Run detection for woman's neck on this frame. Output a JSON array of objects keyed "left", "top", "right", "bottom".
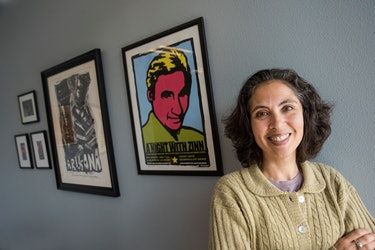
[{"left": 260, "top": 158, "right": 300, "bottom": 181}]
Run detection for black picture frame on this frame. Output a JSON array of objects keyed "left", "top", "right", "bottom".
[
  {"left": 30, "top": 130, "right": 52, "bottom": 169},
  {"left": 41, "top": 49, "right": 120, "bottom": 197},
  {"left": 122, "top": 17, "right": 223, "bottom": 176},
  {"left": 15, "top": 133, "right": 33, "bottom": 169},
  {"left": 18, "top": 90, "right": 39, "bottom": 124}
]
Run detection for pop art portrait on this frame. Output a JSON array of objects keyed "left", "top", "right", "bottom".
[{"left": 123, "top": 18, "right": 223, "bottom": 175}]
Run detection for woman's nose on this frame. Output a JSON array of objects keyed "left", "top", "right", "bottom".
[{"left": 269, "top": 113, "right": 284, "bottom": 130}]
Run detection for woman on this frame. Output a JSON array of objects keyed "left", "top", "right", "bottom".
[{"left": 210, "top": 69, "right": 375, "bottom": 249}]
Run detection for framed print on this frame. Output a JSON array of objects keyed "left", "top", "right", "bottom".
[
  {"left": 18, "top": 90, "right": 39, "bottom": 124},
  {"left": 30, "top": 130, "right": 51, "bottom": 169},
  {"left": 15, "top": 134, "right": 33, "bottom": 169},
  {"left": 122, "top": 17, "right": 223, "bottom": 176},
  {"left": 41, "top": 49, "right": 120, "bottom": 197}
]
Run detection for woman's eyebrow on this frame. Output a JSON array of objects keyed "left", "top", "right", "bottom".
[
  {"left": 250, "top": 105, "right": 268, "bottom": 114},
  {"left": 279, "top": 99, "right": 299, "bottom": 106},
  {"left": 250, "top": 98, "right": 299, "bottom": 114}
]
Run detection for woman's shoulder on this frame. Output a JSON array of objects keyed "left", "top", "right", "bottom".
[
  {"left": 305, "top": 161, "right": 341, "bottom": 174},
  {"left": 211, "top": 168, "right": 253, "bottom": 208},
  {"left": 212, "top": 167, "right": 256, "bottom": 197},
  {"left": 215, "top": 169, "right": 244, "bottom": 188},
  {"left": 304, "top": 161, "right": 349, "bottom": 186}
]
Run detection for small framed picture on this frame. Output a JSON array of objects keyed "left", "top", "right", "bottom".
[
  {"left": 18, "top": 90, "right": 39, "bottom": 124},
  {"left": 30, "top": 130, "right": 52, "bottom": 169},
  {"left": 15, "top": 134, "right": 33, "bottom": 169}
]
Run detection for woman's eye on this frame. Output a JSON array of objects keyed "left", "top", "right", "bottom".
[
  {"left": 255, "top": 111, "right": 268, "bottom": 118},
  {"left": 283, "top": 105, "right": 294, "bottom": 111}
]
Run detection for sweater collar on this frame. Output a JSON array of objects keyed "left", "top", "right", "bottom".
[{"left": 240, "top": 161, "right": 326, "bottom": 196}]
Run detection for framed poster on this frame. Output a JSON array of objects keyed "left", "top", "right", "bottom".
[
  {"left": 41, "top": 49, "right": 120, "bottom": 197},
  {"left": 18, "top": 90, "right": 39, "bottom": 124},
  {"left": 122, "top": 17, "right": 223, "bottom": 176},
  {"left": 15, "top": 133, "right": 33, "bottom": 169},
  {"left": 30, "top": 130, "right": 52, "bottom": 169}
]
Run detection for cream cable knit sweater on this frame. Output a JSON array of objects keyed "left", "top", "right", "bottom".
[{"left": 209, "top": 161, "right": 375, "bottom": 250}]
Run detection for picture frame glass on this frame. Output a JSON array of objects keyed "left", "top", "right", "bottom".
[
  {"left": 15, "top": 134, "right": 33, "bottom": 168},
  {"left": 123, "top": 17, "right": 223, "bottom": 175},
  {"left": 18, "top": 91, "right": 39, "bottom": 124},
  {"left": 31, "top": 131, "right": 51, "bottom": 169},
  {"left": 46, "top": 60, "right": 111, "bottom": 186},
  {"left": 41, "top": 49, "right": 119, "bottom": 196}
]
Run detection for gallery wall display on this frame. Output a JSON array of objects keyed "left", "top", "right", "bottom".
[
  {"left": 15, "top": 133, "right": 33, "bottom": 169},
  {"left": 18, "top": 90, "right": 39, "bottom": 124},
  {"left": 41, "top": 49, "right": 120, "bottom": 197},
  {"left": 122, "top": 17, "right": 223, "bottom": 176},
  {"left": 30, "top": 130, "right": 52, "bottom": 169}
]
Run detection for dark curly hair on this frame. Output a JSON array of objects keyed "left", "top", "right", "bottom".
[{"left": 223, "top": 68, "right": 333, "bottom": 167}]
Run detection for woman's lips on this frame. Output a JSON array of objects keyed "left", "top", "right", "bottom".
[{"left": 268, "top": 133, "right": 291, "bottom": 143}]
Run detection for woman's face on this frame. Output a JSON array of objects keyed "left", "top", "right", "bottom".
[{"left": 249, "top": 80, "right": 304, "bottom": 163}]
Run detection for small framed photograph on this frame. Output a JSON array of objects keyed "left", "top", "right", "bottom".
[
  {"left": 18, "top": 90, "right": 39, "bottom": 124},
  {"left": 15, "top": 134, "right": 33, "bottom": 169},
  {"left": 30, "top": 130, "right": 52, "bottom": 169},
  {"left": 122, "top": 17, "right": 223, "bottom": 176},
  {"left": 41, "top": 49, "right": 120, "bottom": 197}
]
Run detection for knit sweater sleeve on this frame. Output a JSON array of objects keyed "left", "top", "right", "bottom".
[
  {"left": 324, "top": 165, "right": 375, "bottom": 233},
  {"left": 209, "top": 174, "right": 253, "bottom": 250},
  {"left": 339, "top": 179, "right": 375, "bottom": 232},
  {"left": 325, "top": 168, "right": 375, "bottom": 250}
]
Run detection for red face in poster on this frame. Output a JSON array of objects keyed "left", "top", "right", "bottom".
[{"left": 148, "top": 71, "right": 189, "bottom": 131}]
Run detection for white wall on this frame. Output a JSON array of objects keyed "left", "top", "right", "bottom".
[{"left": 0, "top": 0, "right": 374, "bottom": 249}]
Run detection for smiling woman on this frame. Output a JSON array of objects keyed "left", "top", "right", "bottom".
[
  {"left": 249, "top": 80, "right": 304, "bottom": 172},
  {"left": 209, "top": 68, "right": 375, "bottom": 250}
]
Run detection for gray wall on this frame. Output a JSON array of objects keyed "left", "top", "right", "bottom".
[{"left": 1, "top": 0, "right": 374, "bottom": 249}]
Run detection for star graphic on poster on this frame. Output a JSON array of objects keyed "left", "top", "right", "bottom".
[{"left": 171, "top": 156, "right": 178, "bottom": 164}]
